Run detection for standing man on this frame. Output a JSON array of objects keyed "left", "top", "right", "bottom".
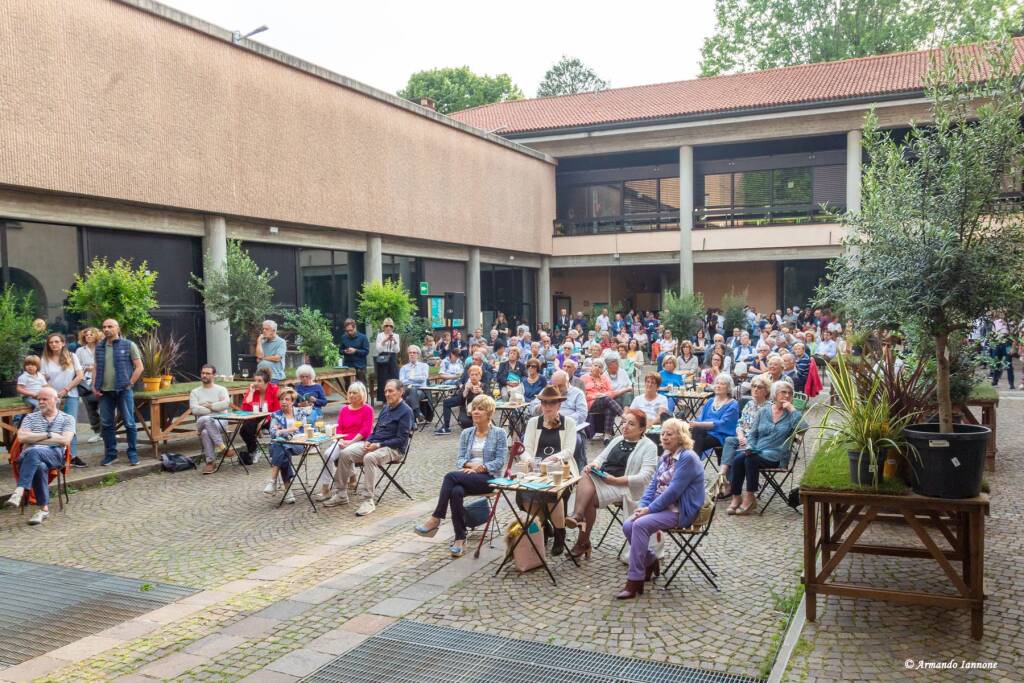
[
  {"left": 339, "top": 318, "right": 369, "bottom": 384},
  {"left": 190, "top": 364, "right": 231, "bottom": 474},
  {"left": 556, "top": 308, "right": 572, "bottom": 333},
  {"left": 596, "top": 308, "right": 611, "bottom": 334},
  {"left": 329, "top": 380, "right": 414, "bottom": 515},
  {"left": 255, "top": 320, "right": 286, "bottom": 384},
  {"left": 93, "top": 319, "right": 143, "bottom": 466},
  {"left": 6, "top": 387, "right": 75, "bottom": 525}
]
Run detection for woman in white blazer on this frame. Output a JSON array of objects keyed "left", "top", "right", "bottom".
[
  {"left": 564, "top": 407, "right": 658, "bottom": 560},
  {"left": 518, "top": 385, "right": 578, "bottom": 556}
]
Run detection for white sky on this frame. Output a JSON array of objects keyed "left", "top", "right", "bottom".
[{"left": 161, "top": 0, "right": 719, "bottom": 97}]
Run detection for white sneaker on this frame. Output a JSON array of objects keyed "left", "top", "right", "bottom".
[
  {"left": 87, "top": 435, "right": 102, "bottom": 443},
  {"left": 313, "top": 489, "right": 334, "bottom": 502},
  {"left": 5, "top": 489, "right": 23, "bottom": 508},
  {"left": 355, "top": 500, "right": 376, "bottom": 516},
  {"left": 282, "top": 490, "right": 296, "bottom": 504},
  {"left": 28, "top": 510, "right": 48, "bottom": 525},
  {"left": 262, "top": 480, "right": 278, "bottom": 495},
  {"left": 323, "top": 492, "right": 350, "bottom": 507}
]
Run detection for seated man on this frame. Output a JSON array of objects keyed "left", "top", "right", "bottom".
[
  {"left": 604, "top": 353, "right": 634, "bottom": 408},
  {"left": 398, "top": 345, "right": 430, "bottom": 421},
  {"left": 190, "top": 364, "right": 231, "bottom": 474},
  {"left": 437, "top": 346, "right": 464, "bottom": 383},
  {"left": 331, "top": 380, "right": 414, "bottom": 516},
  {"left": 816, "top": 330, "right": 838, "bottom": 361},
  {"left": 6, "top": 387, "right": 75, "bottom": 525}
]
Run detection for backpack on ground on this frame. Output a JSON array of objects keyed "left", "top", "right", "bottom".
[{"left": 161, "top": 453, "right": 197, "bottom": 472}]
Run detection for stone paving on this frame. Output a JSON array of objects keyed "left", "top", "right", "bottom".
[
  {"left": 783, "top": 395, "right": 1024, "bottom": 683},
  {"left": 0, "top": 390, "right": 1018, "bottom": 682}
]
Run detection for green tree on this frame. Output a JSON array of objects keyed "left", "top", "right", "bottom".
[
  {"left": 720, "top": 290, "right": 748, "bottom": 335},
  {"left": 699, "top": 0, "right": 1024, "bottom": 76},
  {"left": 189, "top": 240, "right": 277, "bottom": 342},
  {"left": 816, "top": 45, "right": 1024, "bottom": 432},
  {"left": 356, "top": 279, "right": 418, "bottom": 331},
  {"left": 661, "top": 289, "right": 705, "bottom": 340},
  {"left": 65, "top": 257, "right": 159, "bottom": 338},
  {"left": 0, "top": 286, "right": 45, "bottom": 380},
  {"left": 537, "top": 56, "right": 608, "bottom": 97},
  {"left": 398, "top": 67, "right": 523, "bottom": 115},
  {"left": 283, "top": 306, "right": 340, "bottom": 367}
]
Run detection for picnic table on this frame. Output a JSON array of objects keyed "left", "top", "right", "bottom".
[
  {"left": 956, "top": 384, "right": 998, "bottom": 471},
  {"left": 0, "top": 398, "right": 31, "bottom": 449},
  {"left": 800, "top": 447, "right": 988, "bottom": 640}
]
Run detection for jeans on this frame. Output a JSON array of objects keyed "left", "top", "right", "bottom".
[
  {"left": 82, "top": 392, "right": 103, "bottom": 433},
  {"left": 729, "top": 451, "right": 779, "bottom": 494},
  {"left": 99, "top": 389, "right": 137, "bottom": 464},
  {"left": 60, "top": 396, "right": 80, "bottom": 459},
  {"left": 432, "top": 469, "right": 492, "bottom": 540},
  {"left": 440, "top": 394, "right": 465, "bottom": 430},
  {"left": 269, "top": 442, "right": 302, "bottom": 482},
  {"left": 990, "top": 342, "right": 1015, "bottom": 388},
  {"left": 622, "top": 509, "right": 677, "bottom": 581},
  {"left": 196, "top": 416, "right": 226, "bottom": 463},
  {"left": 16, "top": 445, "right": 64, "bottom": 508},
  {"left": 721, "top": 436, "right": 743, "bottom": 467}
]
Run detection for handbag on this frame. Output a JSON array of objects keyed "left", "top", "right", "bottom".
[{"left": 375, "top": 351, "right": 392, "bottom": 365}]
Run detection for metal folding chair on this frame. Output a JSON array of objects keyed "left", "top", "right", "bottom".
[
  {"left": 472, "top": 439, "right": 523, "bottom": 559},
  {"left": 355, "top": 430, "right": 414, "bottom": 504},
  {"left": 661, "top": 481, "right": 719, "bottom": 591},
  {"left": 594, "top": 502, "right": 627, "bottom": 557},
  {"left": 756, "top": 430, "right": 805, "bottom": 515}
]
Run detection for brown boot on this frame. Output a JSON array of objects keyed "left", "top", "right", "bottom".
[
  {"left": 615, "top": 579, "right": 645, "bottom": 600},
  {"left": 568, "top": 540, "right": 592, "bottom": 560},
  {"left": 202, "top": 462, "right": 216, "bottom": 475},
  {"left": 644, "top": 558, "right": 661, "bottom": 582},
  {"left": 551, "top": 528, "right": 567, "bottom": 556}
]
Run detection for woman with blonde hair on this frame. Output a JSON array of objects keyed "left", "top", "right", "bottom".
[
  {"left": 75, "top": 327, "right": 104, "bottom": 443},
  {"left": 40, "top": 332, "right": 84, "bottom": 466},
  {"left": 617, "top": 418, "right": 705, "bottom": 599}
]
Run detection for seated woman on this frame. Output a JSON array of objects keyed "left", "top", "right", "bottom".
[
  {"left": 687, "top": 373, "right": 738, "bottom": 458},
  {"left": 520, "top": 386, "right": 578, "bottom": 556},
  {"left": 618, "top": 418, "right": 705, "bottom": 599},
  {"left": 717, "top": 375, "right": 771, "bottom": 499},
  {"left": 728, "top": 381, "right": 806, "bottom": 515},
  {"left": 263, "top": 389, "right": 311, "bottom": 503},
  {"left": 748, "top": 343, "right": 771, "bottom": 374},
  {"left": 581, "top": 358, "right": 623, "bottom": 443},
  {"left": 693, "top": 328, "right": 708, "bottom": 365},
  {"left": 565, "top": 408, "right": 658, "bottom": 559},
  {"left": 630, "top": 372, "right": 671, "bottom": 426},
  {"left": 522, "top": 359, "right": 548, "bottom": 402},
  {"left": 659, "top": 355, "right": 684, "bottom": 389},
  {"left": 701, "top": 352, "right": 726, "bottom": 385},
  {"left": 497, "top": 347, "right": 527, "bottom": 400},
  {"left": 317, "top": 382, "right": 374, "bottom": 504},
  {"left": 626, "top": 339, "right": 645, "bottom": 368},
  {"left": 239, "top": 368, "right": 280, "bottom": 460},
  {"left": 677, "top": 340, "right": 699, "bottom": 377},
  {"left": 415, "top": 394, "right": 508, "bottom": 557},
  {"left": 293, "top": 364, "right": 327, "bottom": 422}
]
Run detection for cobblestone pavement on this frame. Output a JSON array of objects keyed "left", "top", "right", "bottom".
[
  {"left": 783, "top": 394, "right": 1024, "bottom": 683},
  {"left": 12, "top": 392, "right": 1018, "bottom": 682}
]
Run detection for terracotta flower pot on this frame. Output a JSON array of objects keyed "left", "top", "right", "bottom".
[
  {"left": 160, "top": 374, "right": 173, "bottom": 389},
  {"left": 142, "top": 377, "right": 163, "bottom": 392}
]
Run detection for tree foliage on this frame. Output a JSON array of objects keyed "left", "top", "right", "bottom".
[
  {"left": 0, "top": 286, "right": 45, "bottom": 379},
  {"left": 356, "top": 279, "right": 418, "bottom": 331},
  {"left": 398, "top": 67, "right": 523, "bottom": 115},
  {"left": 816, "top": 44, "right": 1024, "bottom": 431},
  {"left": 66, "top": 257, "right": 159, "bottom": 338},
  {"left": 720, "top": 289, "right": 748, "bottom": 334},
  {"left": 284, "top": 306, "right": 339, "bottom": 366},
  {"left": 537, "top": 56, "right": 608, "bottom": 97},
  {"left": 189, "top": 240, "right": 277, "bottom": 342},
  {"left": 699, "top": 0, "right": 1024, "bottom": 76},
  {"left": 661, "top": 289, "right": 705, "bottom": 340}
]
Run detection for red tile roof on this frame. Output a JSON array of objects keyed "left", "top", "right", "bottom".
[{"left": 451, "top": 38, "right": 1024, "bottom": 135}]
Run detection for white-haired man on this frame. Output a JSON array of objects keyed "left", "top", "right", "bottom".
[
  {"left": 255, "top": 320, "right": 286, "bottom": 383},
  {"left": 6, "top": 387, "right": 74, "bottom": 525}
]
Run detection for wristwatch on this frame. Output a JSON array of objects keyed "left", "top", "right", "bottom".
[{"left": 46, "top": 431, "right": 52, "bottom": 440}]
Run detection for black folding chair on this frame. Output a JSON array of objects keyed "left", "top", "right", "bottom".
[
  {"left": 661, "top": 483, "right": 718, "bottom": 591},
  {"left": 356, "top": 430, "right": 414, "bottom": 504},
  {"left": 594, "top": 502, "right": 627, "bottom": 558},
  {"left": 756, "top": 430, "right": 805, "bottom": 515}
]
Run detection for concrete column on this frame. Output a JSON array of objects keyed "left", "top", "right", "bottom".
[
  {"left": 538, "top": 256, "right": 551, "bottom": 328},
  {"left": 366, "top": 234, "right": 383, "bottom": 283},
  {"left": 846, "top": 130, "right": 862, "bottom": 214},
  {"left": 679, "top": 145, "right": 694, "bottom": 291},
  {"left": 202, "top": 215, "right": 233, "bottom": 374},
  {"left": 466, "top": 247, "right": 481, "bottom": 332}
]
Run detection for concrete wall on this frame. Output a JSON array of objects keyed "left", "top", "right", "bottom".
[
  {"left": 694, "top": 261, "right": 777, "bottom": 314},
  {"left": 0, "top": 0, "right": 555, "bottom": 254}
]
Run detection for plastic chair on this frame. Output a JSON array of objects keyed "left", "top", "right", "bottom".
[{"left": 8, "top": 440, "right": 72, "bottom": 513}]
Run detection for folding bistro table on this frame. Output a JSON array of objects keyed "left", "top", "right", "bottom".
[
  {"left": 276, "top": 433, "right": 342, "bottom": 513},
  {"left": 491, "top": 474, "right": 581, "bottom": 585},
  {"left": 206, "top": 410, "right": 271, "bottom": 473}
]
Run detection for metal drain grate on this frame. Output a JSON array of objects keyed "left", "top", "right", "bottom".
[
  {"left": 303, "top": 620, "right": 761, "bottom": 683},
  {"left": 0, "top": 557, "right": 197, "bottom": 666}
]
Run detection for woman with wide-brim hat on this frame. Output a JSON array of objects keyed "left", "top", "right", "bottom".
[{"left": 374, "top": 318, "right": 400, "bottom": 405}]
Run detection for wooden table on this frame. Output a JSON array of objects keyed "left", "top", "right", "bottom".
[
  {"left": 285, "top": 368, "right": 354, "bottom": 401},
  {"left": 0, "top": 399, "right": 31, "bottom": 449},
  {"left": 801, "top": 487, "right": 988, "bottom": 639},
  {"left": 491, "top": 474, "right": 581, "bottom": 585},
  {"left": 954, "top": 396, "right": 998, "bottom": 471}
]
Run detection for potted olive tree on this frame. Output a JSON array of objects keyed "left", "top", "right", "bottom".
[
  {"left": 0, "top": 286, "right": 45, "bottom": 396},
  {"left": 65, "top": 257, "right": 159, "bottom": 338},
  {"left": 283, "top": 306, "right": 340, "bottom": 368},
  {"left": 818, "top": 47, "right": 1024, "bottom": 498}
]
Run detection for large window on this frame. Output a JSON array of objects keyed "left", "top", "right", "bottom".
[
  {"left": 555, "top": 177, "right": 680, "bottom": 235},
  {"left": 481, "top": 264, "right": 536, "bottom": 330},
  {"left": 779, "top": 259, "right": 829, "bottom": 309},
  {"left": 299, "top": 249, "right": 364, "bottom": 333},
  {"left": 699, "top": 165, "right": 843, "bottom": 227}
]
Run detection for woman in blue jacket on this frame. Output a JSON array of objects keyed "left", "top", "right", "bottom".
[
  {"left": 688, "top": 374, "right": 739, "bottom": 457},
  {"left": 414, "top": 394, "right": 508, "bottom": 558},
  {"left": 618, "top": 418, "right": 705, "bottom": 599}
]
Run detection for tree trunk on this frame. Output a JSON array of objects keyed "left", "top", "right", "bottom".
[{"left": 935, "top": 332, "right": 954, "bottom": 433}]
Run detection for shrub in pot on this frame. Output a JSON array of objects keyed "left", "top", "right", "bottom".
[
  {"left": 817, "top": 46, "right": 1024, "bottom": 497},
  {"left": 283, "top": 306, "right": 339, "bottom": 368},
  {"left": 0, "top": 286, "right": 45, "bottom": 396}
]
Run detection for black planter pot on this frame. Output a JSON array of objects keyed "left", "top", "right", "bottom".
[
  {"left": 236, "top": 354, "right": 258, "bottom": 377},
  {"left": 848, "top": 449, "right": 881, "bottom": 487},
  {"left": 0, "top": 379, "right": 17, "bottom": 398},
  {"left": 308, "top": 354, "right": 325, "bottom": 368},
  {"left": 904, "top": 423, "right": 989, "bottom": 499}
]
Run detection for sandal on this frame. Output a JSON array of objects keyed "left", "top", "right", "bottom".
[
  {"left": 449, "top": 543, "right": 465, "bottom": 558},
  {"left": 414, "top": 523, "right": 440, "bottom": 538},
  {"left": 736, "top": 502, "right": 758, "bottom": 515},
  {"left": 726, "top": 504, "right": 739, "bottom": 515}
]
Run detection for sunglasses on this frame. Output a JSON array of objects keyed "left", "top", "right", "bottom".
[{"left": 540, "top": 400, "right": 560, "bottom": 406}]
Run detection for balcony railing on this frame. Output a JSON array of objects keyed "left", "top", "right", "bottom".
[{"left": 552, "top": 205, "right": 844, "bottom": 236}]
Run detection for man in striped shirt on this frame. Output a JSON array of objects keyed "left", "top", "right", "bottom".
[{"left": 6, "top": 387, "right": 75, "bottom": 525}]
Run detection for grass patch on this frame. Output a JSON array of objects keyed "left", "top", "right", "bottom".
[
  {"left": 800, "top": 438, "right": 909, "bottom": 494},
  {"left": 758, "top": 582, "right": 807, "bottom": 679},
  {"left": 134, "top": 367, "right": 350, "bottom": 398},
  {"left": 100, "top": 473, "right": 118, "bottom": 487},
  {"left": 138, "top": 583, "right": 154, "bottom": 592},
  {"left": 967, "top": 383, "right": 997, "bottom": 401}
]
